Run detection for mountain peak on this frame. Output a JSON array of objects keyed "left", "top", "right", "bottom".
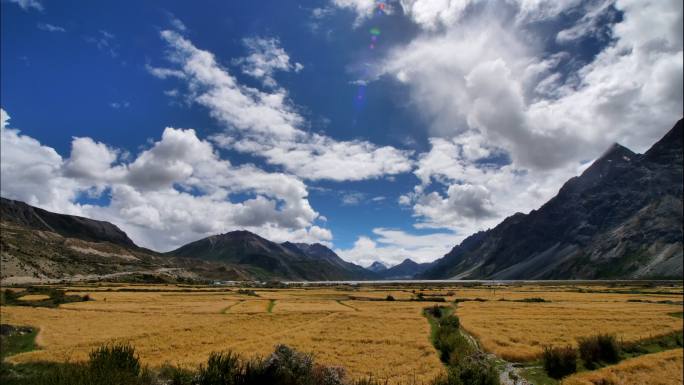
[
  {"left": 559, "top": 142, "right": 636, "bottom": 195},
  {"left": 644, "top": 118, "right": 683, "bottom": 164},
  {"left": 367, "top": 261, "right": 387, "bottom": 272}
]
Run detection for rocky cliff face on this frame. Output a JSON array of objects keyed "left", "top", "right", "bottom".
[{"left": 421, "top": 119, "right": 683, "bottom": 280}]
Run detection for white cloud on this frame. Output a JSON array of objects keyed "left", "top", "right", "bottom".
[
  {"left": 368, "top": 0, "right": 682, "bottom": 243},
  {"left": 0, "top": 108, "right": 332, "bottom": 251},
  {"left": 555, "top": 0, "right": 616, "bottom": 43},
  {"left": 235, "top": 37, "right": 303, "bottom": 88},
  {"left": 154, "top": 30, "right": 413, "bottom": 181},
  {"left": 6, "top": 0, "right": 43, "bottom": 11},
  {"left": 37, "top": 23, "right": 65, "bottom": 32},
  {"left": 331, "top": 0, "right": 388, "bottom": 25},
  {"left": 399, "top": 0, "right": 473, "bottom": 30},
  {"left": 335, "top": 228, "right": 456, "bottom": 266},
  {"left": 1, "top": 109, "right": 80, "bottom": 214}
]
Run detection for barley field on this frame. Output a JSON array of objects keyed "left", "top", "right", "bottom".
[
  {"left": 564, "top": 348, "right": 684, "bottom": 385},
  {"left": 1, "top": 283, "right": 682, "bottom": 383},
  {"left": 457, "top": 300, "right": 683, "bottom": 361}
]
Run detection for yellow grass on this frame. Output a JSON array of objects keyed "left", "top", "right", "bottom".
[
  {"left": 1, "top": 288, "right": 442, "bottom": 384},
  {"left": 17, "top": 294, "right": 50, "bottom": 301},
  {"left": 457, "top": 300, "right": 683, "bottom": 361},
  {"left": 565, "top": 349, "right": 684, "bottom": 385},
  {"left": 1, "top": 283, "right": 682, "bottom": 383}
]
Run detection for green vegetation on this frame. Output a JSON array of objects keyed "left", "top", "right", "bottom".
[
  {"left": 452, "top": 298, "right": 487, "bottom": 303},
  {"left": 267, "top": 300, "right": 276, "bottom": 313},
  {"left": 236, "top": 289, "right": 259, "bottom": 297},
  {"left": 423, "top": 306, "right": 499, "bottom": 385},
  {"left": 0, "top": 325, "right": 38, "bottom": 360},
  {"left": 620, "top": 330, "right": 683, "bottom": 357},
  {"left": 542, "top": 345, "right": 577, "bottom": 379},
  {"left": 1, "top": 287, "right": 90, "bottom": 308},
  {"left": 533, "top": 331, "right": 684, "bottom": 383},
  {"left": 577, "top": 334, "right": 620, "bottom": 369},
  {"left": 0, "top": 343, "right": 416, "bottom": 385},
  {"left": 499, "top": 297, "right": 550, "bottom": 303}
]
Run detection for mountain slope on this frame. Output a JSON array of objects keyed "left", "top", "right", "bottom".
[
  {"left": 1, "top": 197, "right": 136, "bottom": 248},
  {"left": 421, "top": 119, "right": 684, "bottom": 280},
  {"left": 167, "top": 231, "right": 373, "bottom": 281},
  {"left": 288, "top": 243, "right": 377, "bottom": 279},
  {"left": 367, "top": 261, "right": 388, "bottom": 273},
  {"left": 378, "top": 259, "right": 432, "bottom": 279},
  {"left": 0, "top": 198, "right": 259, "bottom": 284}
]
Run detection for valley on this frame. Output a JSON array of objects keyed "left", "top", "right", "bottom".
[{"left": 1, "top": 282, "right": 682, "bottom": 384}]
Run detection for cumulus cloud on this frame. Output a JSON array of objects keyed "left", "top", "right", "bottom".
[
  {"left": 152, "top": 30, "right": 413, "bottom": 181},
  {"left": 371, "top": 0, "right": 683, "bottom": 242},
  {"left": 399, "top": 0, "right": 474, "bottom": 30},
  {"left": 235, "top": 37, "right": 303, "bottom": 88},
  {"left": 555, "top": 0, "right": 617, "bottom": 43},
  {"left": 335, "top": 228, "right": 456, "bottom": 266},
  {"left": 0, "top": 108, "right": 332, "bottom": 251},
  {"left": 331, "top": 0, "right": 390, "bottom": 25}
]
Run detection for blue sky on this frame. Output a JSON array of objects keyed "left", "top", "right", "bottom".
[{"left": 1, "top": 0, "right": 682, "bottom": 266}]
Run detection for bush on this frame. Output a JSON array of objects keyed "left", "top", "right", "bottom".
[
  {"left": 430, "top": 355, "right": 499, "bottom": 385},
  {"left": 578, "top": 334, "right": 620, "bottom": 369},
  {"left": 88, "top": 343, "right": 142, "bottom": 383},
  {"left": 385, "top": 295, "right": 395, "bottom": 301},
  {"left": 433, "top": 315, "right": 471, "bottom": 364},
  {"left": 197, "top": 351, "right": 243, "bottom": 385},
  {"left": 542, "top": 345, "right": 577, "bottom": 379},
  {"left": 426, "top": 305, "right": 443, "bottom": 318}
]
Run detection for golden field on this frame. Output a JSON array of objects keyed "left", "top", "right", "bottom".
[
  {"left": 1, "top": 283, "right": 682, "bottom": 383},
  {"left": 564, "top": 348, "right": 684, "bottom": 385},
  {"left": 456, "top": 300, "right": 683, "bottom": 361}
]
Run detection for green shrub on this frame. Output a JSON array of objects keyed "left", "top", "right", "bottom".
[
  {"left": 433, "top": 316, "right": 471, "bottom": 365},
  {"left": 88, "top": 343, "right": 142, "bottom": 383},
  {"left": 517, "top": 297, "right": 548, "bottom": 303},
  {"left": 430, "top": 355, "right": 499, "bottom": 385},
  {"left": 578, "top": 334, "right": 620, "bottom": 369},
  {"left": 438, "top": 315, "right": 460, "bottom": 331},
  {"left": 265, "top": 344, "right": 315, "bottom": 385},
  {"left": 426, "top": 305, "right": 443, "bottom": 318},
  {"left": 542, "top": 345, "right": 577, "bottom": 379}
]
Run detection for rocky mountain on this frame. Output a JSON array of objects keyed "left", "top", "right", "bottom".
[
  {"left": 367, "top": 261, "right": 388, "bottom": 273},
  {"left": 286, "top": 243, "right": 377, "bottom": 280},
  {"left": 0, "top": 198, "right": 184, "bottom": 284},
  {"left": 1, "top": 197, "right": 136, "bottom": 248},
  {"left": 167, "top": 231, "right": 373, "bottom": 281},
  {"left": 377, "top": 259, "right": 432, "bottom": 279},
  {"left": 421, "top": 119, "right": 684, "bottom": 280},
  {"left": 0, "top": 198, "right": 256, "bottom": 284}
]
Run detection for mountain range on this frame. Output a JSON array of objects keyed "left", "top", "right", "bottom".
[
  {"left": 167, "top": 231, "right": 375, "bottom": 281},
  {"left": 419, "top": 119, "right": 683, "bottom": 280},
  {"left": 1, "top": 119, "right": 682, "bottom": 282}
]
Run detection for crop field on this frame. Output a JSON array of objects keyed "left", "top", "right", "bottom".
[
  {"left": 457, "top": 300, "right": 683, "bottom": 361},
  {"left": 1, "top": 283, "right": 682, "bottom": 384},
  {"left": 565, "top": 348, "right": 683, "bottom": 385}
]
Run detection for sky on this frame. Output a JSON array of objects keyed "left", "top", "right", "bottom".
[{"left": 1, "top": 0, "right": 682, "bottom": 267}]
